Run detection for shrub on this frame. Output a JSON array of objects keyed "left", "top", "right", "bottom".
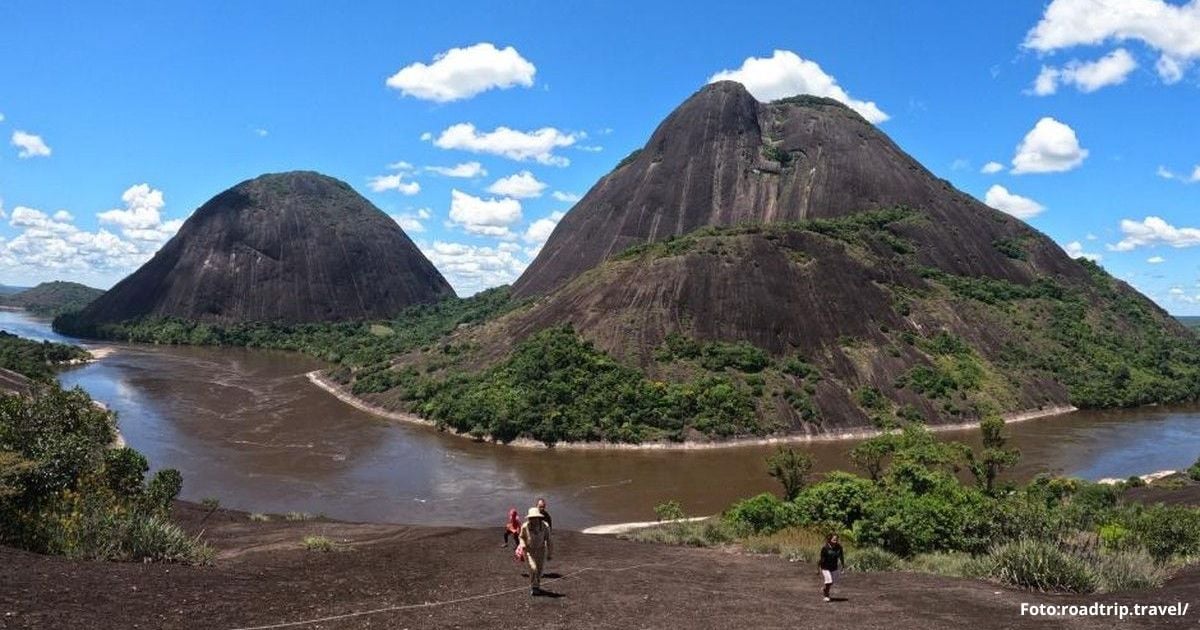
[
  {"left": 1126, "top": 505, "right": 1200, "bottom": 561},
  {"left": 724, "top": 493, "right": 800, "bottom": 535},
  {"left": 987, "top": 539, "right": 1097, "bottom": 593},
  {"left": 1189, "top": 456, "right": 1200, "bottom": 482},
  {"left": 623, "top": 519, "right": 738, "bottom": 548},
  {"left": 142, "top": 468, "right": 182, "bottom": 514},
  {"left": 765, "top": 447, "right": 813, "bottom": 501},
  {"left": 303, "top": 535, "right": 340, "bottom": 552},
  {"left": 1098, "top": 523, "right": 1132, "bottom": 551},
  {"left": 103, "top": 448, "right": 148, "bottom": 497},
  {"left": 793, "top": 472, "right": 877, "bottom": 528},
  {"left": 654, "top": 500, "right": 686, "bottom": 522},
  {"left": 248, "top": 513, "right": 270, "bottom": 522},
  {"left": 847, "top": 547, "right": 901, "bottom": 572},
  {"left": 285, "top": 511, "right": 315, "bottom": 522},
  {"left": 200, "top": 497, "right": 220, "bottom": 510},
  {"left": 1093, "top": 549, "right": 1169, "bottom": 592},
  {"left": 740, "top": 526, "right": 841, "bottom": 563},
  {"left": 903, "top": 552, "right": 990, "bottom": 578}
]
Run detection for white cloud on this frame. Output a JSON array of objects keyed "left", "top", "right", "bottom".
[
  {"left": 980, "top": 161, "right": 1004, "bottom": 174},
  {"left": 983, "top": 185, "right": 1046, "bottom": 219},
  {"left": 388, "top": 161, "right": 415, "bottom": 171},
  {"left": 424, "top": 161, "right": 485, "bottom": 178},
  {"left": 1111, "top": 216, "right": 1200, "bottom": 251},
  {"left": 390, "top": 207, "right": 432, "bottom": 233},
  {"left": 522, "top": 211, "right": 566, "bottom": 257},
  {"left": 448, "top": 189, "right": 522, "bottom": 237},
  {"left": 1025, "top": 0, "right": 1200, "bottom": 61},
  {"left": 11, "top": 130, "right": 51, "bottom": 158},
  {"left": 1170, "top": 287, "right": 1186, "bottom": 295},
  {"left": 0, "top": 185, "right": 183, "bottom": 285},
  {"left": 431, "top": 123, "right": 578, "bottom": 166},
  {"left": 1011, "top": 117, "right": 1089, "bottom": 174},
  {"left": 417, "top": 240, "right": 529, "bottom": 295},
  {"left": 385, "top": 42, "right": 536, "bottom": 103},
  {"left": 950, "top": 158, "right": 970, "bottom": 171},
  {"left": 1156, "top": 164, "right": 1200, "bottom": 183},
  {"left": 1030, "top": 48, "right": 1138, "bottom": 95},
  {"left": 1156, "top": 54, "right": 1186, "bottom": 83},
  {"left": 368, "top": 173, "right": 420, "bottom": 195},
  {"left": 0, "top": 112, "right": 5, "bottom": 122},
  {"left": 98, "top": 184, "right": 166, "bottom": 230},
  {"left": 1148, "top": 255, "right": 1166, "bottom": 263},
  {"left": 419, "top": 132, "right": 433, "bottom": 142},
  {"left": 253, "top": 128, "right": 269, "bottom": 137},
  {"left": 1064, "top": 240, "right": 1102, "bottom": 262},
  {"left": 551, "top": 191, "right": 581, "bottom": 203},
  {"left": 486, "top": 171, "right": 547, "bottom": 198},
  {"left": 708, "top": 50, "right": 889, "bottom": 123}
]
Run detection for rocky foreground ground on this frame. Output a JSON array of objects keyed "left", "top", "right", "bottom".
[{"left": 1, "top": 498, "right": 1197, "bottom": 630}]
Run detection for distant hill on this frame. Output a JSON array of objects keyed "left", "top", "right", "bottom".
[
  {"left": 57, "top": 171, "right": 454, "bottom": 331},
  {"left": 0, "top": 285, "right": 31, "bottom": 296},
  {"left": 341, "top": 82, "right": 1200, "bottom": 444},
  {"left": 1177, "top": 316, "right": 1200, "bottom": 330},
  {"left": 1, "top": 281, "right": 104, "bottom": 317}
]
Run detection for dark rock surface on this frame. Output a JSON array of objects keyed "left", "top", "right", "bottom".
[
  {"left": 70, "top": 171, "right": 454, "bottom": 325},
  {"left": 514, "top": 81, "right": 1080, "bottom": 298},
  {"left": 382, "top": 81, "right": 1194, "bottom": 436}
]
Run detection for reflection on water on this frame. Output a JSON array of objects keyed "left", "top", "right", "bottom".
[{"left": 3, "top": 310, "right": 1198, "bottom": 528}]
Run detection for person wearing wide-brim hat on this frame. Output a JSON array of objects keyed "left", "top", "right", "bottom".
[{"left": 517, "top": 506, "right": 553, "bottom": 595}]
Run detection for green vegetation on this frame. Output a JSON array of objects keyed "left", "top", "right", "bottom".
[
  {"left": 0, "top": 331, "right": 90, "bottom": 380},
  {"left": 991, "top": 237, "right": 1028, "bottom": 261},
  {"left": 302, "top": 535, "right": 343, "bottom": 552},
  {"left": 761, "top": 143, "right": 791, "bottom": 166},
  {"left": 55, "top": 287, "right": 516, "bottom": 368},
  {"left": 0, "top": 281, "right": 104, "bottom": 317},
  {"left": 614, "top": 148, "right": 642, "bottom": 170},
  {"left": 766, "top": 447, "right": 813, "bottom": 501},
  {"left": 616, "top": 207, "right": 918, "bottom": 261},
  {"left": 635, "top": 421, "right": 1200, "bottom": 594},
  {"left": 0, "top": 383, "right": 211, "bottom": 563},
  {"left": 399, "top": 325, "right": 758, "bottom": 444},
  {"left": 1189, "top": 457, "right": 1200, "bottom": 482},
  {"left": 654, "top": 333, "right": 770, "bottom": 373},
  {"left": 653, "top": 500, "right": 686, "bottom": 522}
]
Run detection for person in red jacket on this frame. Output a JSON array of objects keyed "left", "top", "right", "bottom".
[{"left": 501, "top": 508, "right": 521, "bottom": 548}]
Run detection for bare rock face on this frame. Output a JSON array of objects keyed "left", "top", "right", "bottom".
[
  {"left": 404, "top": 81, "right": 1195, "bottom": 435},
  {"left": 514, "top": 81, "right": 1079, "bottom": 298},
  {"left": 72, "top": 171, "right": 454, "bottom": 325}
]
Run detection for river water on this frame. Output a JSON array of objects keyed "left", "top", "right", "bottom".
[{"left": 5, "top": 310, "right": 1198, "bottom": 529}]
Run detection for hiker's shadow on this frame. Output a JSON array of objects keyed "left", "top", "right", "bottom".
[
  {"left": 829, "top": 597, "right": 849, "bottom": 602},
  {"left": 534, "top": 589, "right": 565, "bottom": 599},
  {"left": 543, "top": 572, "right": 562, "bottom": 579}
]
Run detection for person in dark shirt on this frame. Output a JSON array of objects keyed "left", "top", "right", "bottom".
[
  {"left": 536, "top": 497, "right": 553, "bottom": 529},
  {"left": 818, "top": 533, "right": 845, "bottom": 602}
]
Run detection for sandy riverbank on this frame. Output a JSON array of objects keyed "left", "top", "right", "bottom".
[{"left": 307, "top": 370, "right": 1077, "bottom": 451}]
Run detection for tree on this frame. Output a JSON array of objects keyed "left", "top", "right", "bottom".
[
  {"left": 967, "top": 416, "right": 1020, "bottom": 494},
  {"left": 850, "top": 434, "right": 897, "bottom": 482},
  {"left": 766, "top": 447, "right": 814, "bottom": 500}
]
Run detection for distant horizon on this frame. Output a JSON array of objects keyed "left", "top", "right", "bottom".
[{"left": 3, "top": 2, "right": 1200, "bottom": 312}]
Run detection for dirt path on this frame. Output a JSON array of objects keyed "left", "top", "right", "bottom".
[{"left": 0, "top": 504, "right": 1195, "bottom": 629}]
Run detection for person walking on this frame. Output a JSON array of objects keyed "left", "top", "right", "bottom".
[
  {"left": 501, "top": 508, "right": 521, "bottom": 548},
  {"left": 819, "top": 533, "right": 845, "bottom": 602},
  {"left": 517, "top": 507, "right": 553, "bottom": 595},
  {"left": 535, "top": 497, "right": 553, "bottom": 529}
]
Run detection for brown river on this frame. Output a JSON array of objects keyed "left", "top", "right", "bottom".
[{"left": 5, "top": 310, "right": 1199, "bottom": 530}]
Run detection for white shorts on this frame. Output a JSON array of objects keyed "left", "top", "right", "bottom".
[{"left": 821, "top": 569, "right": 838, "bottom": 585}]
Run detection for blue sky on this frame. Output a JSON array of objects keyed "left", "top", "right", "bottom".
[{"left": 2, "top": 1, "right": 1200, "bottom": 312}]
